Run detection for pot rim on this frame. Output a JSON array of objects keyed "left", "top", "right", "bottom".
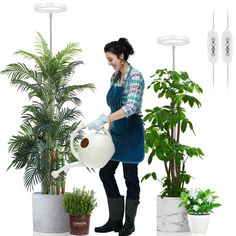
[
  {"left": 187, "top": 213, "right": 210, "bottom": 216},
  {"left": 70, "top": 214, "right": 91, "bottom": 217},
  {"left": 157, "top": 195, "right": 181, "bottom": 199}
]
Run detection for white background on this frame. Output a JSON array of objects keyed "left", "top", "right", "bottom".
[{"left": 0, "top": 0, "right": 235, "bottom": 235}]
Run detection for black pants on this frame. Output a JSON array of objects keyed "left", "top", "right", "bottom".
[{"left": 99, "top": 160, "right": 140, "bottom": 200}]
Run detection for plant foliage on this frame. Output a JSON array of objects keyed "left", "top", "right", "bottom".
[
  {"left": 179, "top": 188, "right": 221, "bottom": 214},
  {"left": 63, "top": 186, "right": 97, "bottom": 216},
  {"left": 1, "top": 32, "right": 95, "bottom": 194},
  {"left": 142, "top": 69, "right": 204, "bottom": 197}
]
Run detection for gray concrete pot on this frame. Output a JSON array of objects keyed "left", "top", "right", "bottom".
[
  {"left": 157, "top": 196, "right": 190, "bottom": 232},
  {"left": 32, "top": 192, "right": 69, "bottom": 233}
]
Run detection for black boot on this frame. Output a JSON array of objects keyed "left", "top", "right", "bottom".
[
  {"left": 119, "top": 199, "right": 139, "bottom": 236},
  {"left": 94, "top": 196, "right": 124, "bottom": 233}
]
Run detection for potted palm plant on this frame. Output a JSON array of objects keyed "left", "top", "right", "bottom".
[
  {"left": 179, "top": 188, "right": 221, "bottom": 233},
  {"left": 142, "top": 69, "right": 204, "bottom": 232},
  {"left": 1, "top": 32, "right": 95, "bottom": 233},
  {"left": 63, "top": 186, "right": 97, "bottom": 235}
]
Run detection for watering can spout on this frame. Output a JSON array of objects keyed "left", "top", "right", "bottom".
[
  {"left": 51, "top": 123, "right": 115, "bottom": 179},
  {"left": 51, "top": 161, "right": 84, "bottom": 178}
]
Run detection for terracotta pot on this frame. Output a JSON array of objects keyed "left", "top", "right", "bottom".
[{"left": 69, "top": 215, "right": 90, "bottom": 235}]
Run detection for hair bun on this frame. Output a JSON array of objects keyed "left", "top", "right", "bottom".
[
  {"left": 118, "top": 38, "right": 134, "bottom": 56},
  {"left": 118, "top": 38, "right": 127, "bottom": 43},
  {"left": 104, "top": 37, "right": 134, "bottom": 60}
]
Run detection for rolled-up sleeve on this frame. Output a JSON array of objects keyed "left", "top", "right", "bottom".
[{"left": 122, "top": 73, "right": 144, "bottom": 117}]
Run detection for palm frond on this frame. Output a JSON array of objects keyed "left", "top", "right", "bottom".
[
  {"left": 58, "top": 108, "right": 83, "bottom": 123},
  {"left": 8, "top": 133, "right": 38, "bottom": 170},
  {"left": 24, "top": 154, "right": 42, "bottom": 191},
  {"left": 74, "top": 83, "right": 96, "bottom": 92},
  {"left": 55, "top": 42, "right": 82, "bottom": 65},
  {"left": 34, "top": 32, "right": 51, "bottom": 58},
  {"left": 14, "top": 50, "right": 46, "bottom": 75},
  {"left": 54, "top": 60, "right": 84, "bottom": 80},
  {"left": 1, "top": 63, "right": 38, "bottom": 84}
]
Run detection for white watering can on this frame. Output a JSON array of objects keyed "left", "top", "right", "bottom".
[{"left": 51, "top": 123, "right": 115, "bottom": 179}]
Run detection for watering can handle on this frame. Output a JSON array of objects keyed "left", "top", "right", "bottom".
[
  {"left": 70, "top": 123, "right": 112, "bottom": 162},
  {"left": 102, "top": 127, "right": 112, "bottom": 138},
  {"left": 70, "top": 123, "right": 87, "bottom": 163}
]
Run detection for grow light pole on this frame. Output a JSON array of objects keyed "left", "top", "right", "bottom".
[
  {"left": 172, "top": 45, "right": 175, "bottom": 70},
  {"left": 157, "top": 35, "right": 190, "bottom": 176},
  {"left": 34, "top": 2, "right": 67, "bottom": 53},
  {"left": 34, "top": 3, "right": 68, "bottom": 180},
  {"left": 157, "top": 35, "right": 190, "bottom": 139}
]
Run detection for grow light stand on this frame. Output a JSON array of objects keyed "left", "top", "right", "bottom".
[
  {"left": 34, "top": 2, "right": 67, "bottom": 53},
  {"left": 157, "top": 35, "right": 190, "bottom": 177},
  {"left": 157, "top": 35, "right": 190, "bottom": 70}
]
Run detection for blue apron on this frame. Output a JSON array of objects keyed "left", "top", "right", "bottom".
[{"left": 106, "top": 68, "right": 145, "bottom": 164}]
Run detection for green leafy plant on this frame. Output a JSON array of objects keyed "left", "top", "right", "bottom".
[
  {"left": 1, "top": 32, "right": 95, "bottom": 194},
  {"left": 63, "top": 186, "right": 97, "bottom": 216},
  {"left": 142, "top": 69, "right": 204, "bottom": 197},
  {"left": 179, "top": 188, "right": 221, "bottom": 214}
]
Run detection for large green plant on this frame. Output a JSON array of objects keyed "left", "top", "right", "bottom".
[
  {"left": 1, "top": 33, "right": 95, "bottom": 194},
  {"left": 142, "top": 69, "right": 204, "bottom": 197}
]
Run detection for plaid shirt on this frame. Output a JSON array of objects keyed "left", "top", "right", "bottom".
[{"left": 110, "top": 65, "right": 145, "bottom": 117}]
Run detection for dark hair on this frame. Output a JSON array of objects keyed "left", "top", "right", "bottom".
[{"left": 104, "top": 38, "right": 134, "bottom": 61}]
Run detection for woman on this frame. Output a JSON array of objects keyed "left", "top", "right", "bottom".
[{"left": 88, "top": 38, "right": 145, "bottom": 236}]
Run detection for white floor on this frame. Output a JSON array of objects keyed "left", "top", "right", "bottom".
[
  {"left": 32, "top": 231, "right": 209, "bottom": 236},
  {"left": 33, "top": 232, "right": 204, "bottom": 236}
]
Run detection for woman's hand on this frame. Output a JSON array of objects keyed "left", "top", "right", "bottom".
[{"left": 87, "top": 114, "right": 109, "bottom": 131}]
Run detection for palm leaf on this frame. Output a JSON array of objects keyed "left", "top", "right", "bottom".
[
  {"left": 14, "top": 50, "right": 46, "bottom": 76},
  {"left": 34, "top": 32, "right": 51, "bottom": 58},
  {"left": 24, "top": 154, "right": 42, "bottom": 191},
  {"left": 1, "top": 63, "right": 38, "bottom": 83},
  {"left": 55, "top": 42, "right": 82, "bottom": 65}
]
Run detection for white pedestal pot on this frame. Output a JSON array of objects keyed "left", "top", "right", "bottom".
[{"left": 187, "top": 214, "right": 210, "bottom": 234}]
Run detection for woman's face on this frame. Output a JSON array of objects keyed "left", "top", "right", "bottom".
[{"left": 105, "top": 51, "right": 123, "bottom": 72}]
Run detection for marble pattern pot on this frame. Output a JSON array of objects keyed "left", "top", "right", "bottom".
[{"left": 157, "top": 196, "right": 190, "bottom": 232}]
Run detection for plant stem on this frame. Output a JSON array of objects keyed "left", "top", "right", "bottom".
[
  {"left": 177, "top": 121, "right": 181, "bottom": 143},
  {"left": 164, "top": 161, "right": 170, "bottom": 179}
]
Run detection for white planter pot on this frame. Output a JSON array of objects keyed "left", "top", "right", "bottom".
[
  {"left": 157, "top": 196, "right": 190, "bottom": 232},
  {"left": 187, "top": 214, "right": 210, "bottom": 234},
  {"left": 32, "top": 192, "right": 69, "bottom": 233}
]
